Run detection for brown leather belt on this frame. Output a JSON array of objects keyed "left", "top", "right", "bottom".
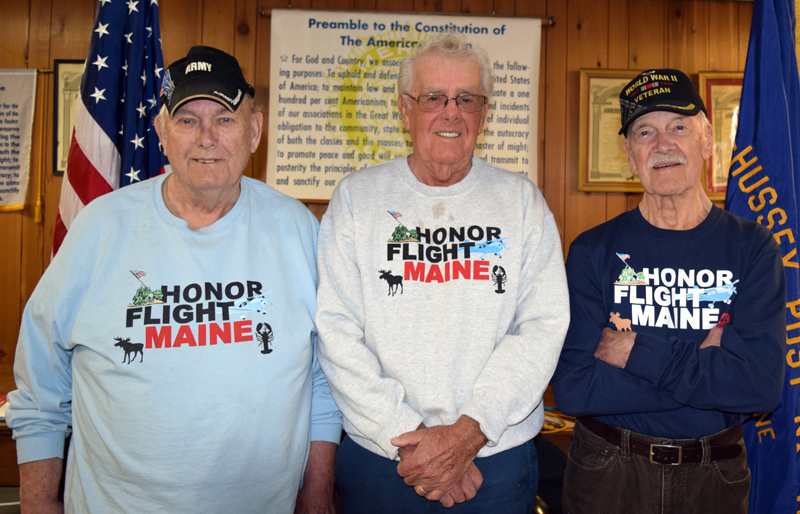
[{"left": 577, "top": 416, "right": 743, "bottom": 466}]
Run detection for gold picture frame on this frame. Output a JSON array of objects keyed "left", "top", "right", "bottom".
[
  {"left": 53, "top": 60, "right": 84, "bottom": 176},
  {"left": 578, "top": 69, "right": 643, "bottom": 192},
  {"left": 698, "top": 72, "right": 744, "bottom": 201}
]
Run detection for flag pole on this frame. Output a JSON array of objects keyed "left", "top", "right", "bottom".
[
  {"left": 386, "top": 211, "right": 403, "bottom": 226},
  {"left": 129, "top": 271, "right": 147, "bottom": 288}
]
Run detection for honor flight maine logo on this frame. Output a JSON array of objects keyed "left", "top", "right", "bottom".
[
  {"left": 120, "top": 270, "right": 278, "bottom": 356},
  {"left": 611, "top": 253, "right": 738, "bottom": 330},
  {"left": 382, "top": 210, "right": 511, "bottom": 294}
]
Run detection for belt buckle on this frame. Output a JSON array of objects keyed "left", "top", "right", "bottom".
[{"left": 650, "top": 444, "right": 682, "bottom": 465}]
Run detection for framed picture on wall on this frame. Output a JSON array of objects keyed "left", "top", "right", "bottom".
[
  {"left": 578, "top": 69, "right": 643, "bottom": 193},
  {"left": 699, "top": 72, "right": 744, "bottom": 201},
  {"left": 53, "top": 60, "right": 84, "bottom": 176}
]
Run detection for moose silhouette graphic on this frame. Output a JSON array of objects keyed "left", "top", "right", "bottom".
[
  {"left": 114, "top": 337, "right": 143, "bottom": 364},
  {"left": 379, "top": 269, "right": 403, "bottom": 296},
  {"left": 256, "top": 322, "right": 274, "bottom": 354},
  {"left": 609, "top": 312, "right": 632, "bottom": 331}
]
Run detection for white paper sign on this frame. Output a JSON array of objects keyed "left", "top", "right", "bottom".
[
  {"left": 267, "top": 9, "right": 541, "bottom": 200},
  {"left": 0, "top": 70, "right": 37, "bottom": 211}
]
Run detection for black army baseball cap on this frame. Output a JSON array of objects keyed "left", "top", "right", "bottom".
[
  {"left": 619, "top": 68, "right": 706, "bottom": 136},
  {"left": 159, "top": 46, "right": 255, "bottom": 116}
]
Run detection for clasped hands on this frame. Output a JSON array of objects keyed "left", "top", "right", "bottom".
[{"left": 391, "top": 416, "right": 487, "bottom": 508}]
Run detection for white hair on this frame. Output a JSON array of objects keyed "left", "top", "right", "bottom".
[{"left": 397, "top": 33, "right": 494, "bottom": 109}]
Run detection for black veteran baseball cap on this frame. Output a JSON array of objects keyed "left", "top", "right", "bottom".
[
  {"left": 160, "top": 46, "right": 255, "bottom": 116},
  {"left": 619, "top": 68, "right": 706, "bottom": 136}
]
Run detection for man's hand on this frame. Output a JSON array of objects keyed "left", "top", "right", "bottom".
[
  {"left": 294, "top": 441, "right": 338, "bottom": 514},
  {"left": 436, "top": 462, "right": 483, "bottom": 508},
  {"left": 19, "top": 458, "right": 64, "bottom": 514},
  {"left": 700, "top": 326, "right": 723, "bottom": 349},
  {"left": 396, "top": 423, "right": 484, "bottom": 507},
  {"left": 391, "top": 416, "right": 487, "bottom": 502},
  {"left": 594, "top": 327, "right": 636, "bottom": 369}
]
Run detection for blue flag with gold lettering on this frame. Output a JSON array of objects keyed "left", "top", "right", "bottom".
[{"left": 724, "top": 0, "right": 800, "bottom": 512}]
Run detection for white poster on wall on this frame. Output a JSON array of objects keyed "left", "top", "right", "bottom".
[
  {"left": 0, "top": 70, "right": 37, "bottom": 211},
  {"left": 267, "top": 9, "right": 541, "bottom": 201}
]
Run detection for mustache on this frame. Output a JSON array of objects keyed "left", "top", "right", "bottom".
[{"left": 648, "top": 153, "right": 687, "bottom": 169}]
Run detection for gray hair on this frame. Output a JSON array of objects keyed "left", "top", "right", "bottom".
[{"left": 398, "top": 33, "right": 494, "bottom": 107}]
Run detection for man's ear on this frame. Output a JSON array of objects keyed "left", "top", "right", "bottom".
[
  {"left": 397, "top": 94, "right": 412, "bottom": 131},
  {"left": 250, "top": 111, "right": 263, "bottom": 154},
  {"left": 701, "top": 118, "right": 714, "bottom": 161},
  {"left": 622, "top": 137, "right": 638, "bottom": 176}
]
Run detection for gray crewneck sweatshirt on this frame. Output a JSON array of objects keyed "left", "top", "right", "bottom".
[{"left": 316, "top": 155, "right": 569, "bottom": 459}]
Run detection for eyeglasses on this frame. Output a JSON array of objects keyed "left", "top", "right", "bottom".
[{"left": 404, "top": 93, "right": 488, "bottom": 113}]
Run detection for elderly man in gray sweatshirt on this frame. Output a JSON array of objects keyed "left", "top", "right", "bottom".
[{"left": 315, "top": 33, "right": 570, "bottom": 514}]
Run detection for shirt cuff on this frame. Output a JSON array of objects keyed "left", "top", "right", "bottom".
[
  {"left": 310, "top": 421, "right": 343, "bottom": 445},
  {"left": 14, "top": 431, "right": 66, "bottom": 465},
  {"left": 373, "top": 407, "right": 424, "bottom": 460},
  {"left": 459, "top": 396, "right": 506, "bottom": 448},
  {"left": 624, "top": 332, "right": 668, "bottom": 385}
]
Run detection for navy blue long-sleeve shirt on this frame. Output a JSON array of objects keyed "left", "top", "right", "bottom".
[{"left": 552, "top": 206, "right": 786, "bottom": 438}]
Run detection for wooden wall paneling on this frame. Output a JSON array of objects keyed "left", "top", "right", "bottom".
[
  {"left": 665, "top": 0, "right": 709, "bottom": 74},
  {"left": 607, "top": 0, "right": 628, "bottom": 68},
  {"left": 41, "top": 174, "right": 62, "bottom": 264},
  {"left": 414, "top": 0, "right": 461, "bottom": 13},
  {"left": 0, "top": 1, "right": 30, "bottom": 67},
  {"left": 605, "top": 0, "right": 630, "bottom": 221},
  {"left": 201, "top": 0, "right": 237, "bottom": 54},
  {"left": 20, "top": 0, "right": 56, "bottom": 339},
  {"left": 0, "top": 0, "right": 31, "bottom": 362},
  {"left": 538, "top": 0, "right": 568, "bottom": 248},
  {"left": 159, "top": 0, "right": 202, "bottom": 66},
  {"left": 31, "top": 0, "right": 57, "bottom": 269},
  {"left": 234, "top": 0, "right": 259, "bottom": 178},
  {"left": 708, "top": 2, "right": 738, "bottom": 71},
  {"left": 311, "top": 0, "right": 355, "bottom": 8},
  {"left": 376, "top": 0, "right": 414, "bottom": 12},
  {"left": 493, "top": 0, "right": 515, "bottom": 15},
  {"left": 628, "top": 0, "right": 665, "bottom": 69},
  {"left": 461, "top": 0, "right": 493, "bottom": 14},
  {"left": 564, "top": 0, "right": 611, "bottom": 250},
  {"left": 49, "top": 0, "right": 95, "bottom": 62},
  {"left": 738, "top": 2, "right": 752, "bottom": 71},
  {"left": 354, "top": 0, "right": 378, "bottom": 10}
]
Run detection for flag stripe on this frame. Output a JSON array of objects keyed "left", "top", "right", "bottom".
[
  {"left": 66, "top": 131, "right": 114, "bottom": 206},
  {"left": 53, "top": 0, "right": 166, "bottom": 256},
  {"left": 52, "top": 213, "right": 68, "bottom": 255},
  {"left": 72, "top": 101, "right": 121, "bottom": 190}
]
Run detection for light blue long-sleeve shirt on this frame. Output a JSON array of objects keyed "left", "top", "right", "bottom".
[{"left": 7, "top": 174, "right": 341, "bottom": 513}]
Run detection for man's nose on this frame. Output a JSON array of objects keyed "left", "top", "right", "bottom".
[
  {"left": 653, "top": 131, "right": 676, "bottom": 151},
  {"left": 441, "top": 97, "right": 461, "bottom": 119},
  {"left": 198, "top": 122, "right": 217, "bottom": 147}
]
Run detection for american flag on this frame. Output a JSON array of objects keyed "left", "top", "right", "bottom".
[
  {"left": 616, "top": 253, "right": 630, "bottom": 261},
  {"left": 387, "top": 211, "right": 402, "bottom": 219},
  {"left": 53, "top": 0, "right": 166, "bottom": 255},
  {"left": 130, "top": 270, "right": 146, "bottom": 279}
]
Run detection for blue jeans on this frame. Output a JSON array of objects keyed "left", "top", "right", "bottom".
[
  {"left": 336, "top": 435, "right": 539, "bottom": 513},
  {"left": 562, "top": 420, "right": 750, "bottom": 514}
]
